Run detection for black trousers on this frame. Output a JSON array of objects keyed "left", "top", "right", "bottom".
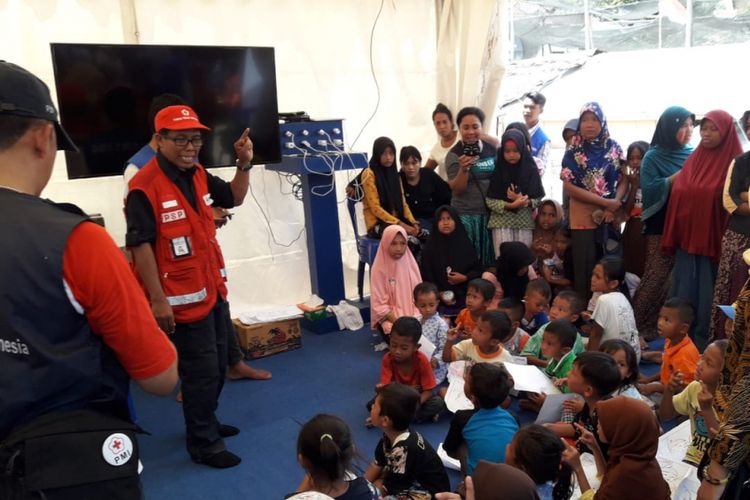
[
  {"left": 226, "top": 313, "right": 245, "bottom": 366},
  {"left": 172, "top": 297, "right": 230, "bottom": 460},
  {"left": 572, "top": 228, "right": 597, "bottom": 300}
]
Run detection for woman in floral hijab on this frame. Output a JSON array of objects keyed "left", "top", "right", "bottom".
[{"left": 560, "top": 102, "right": 627, "bottom": 299}]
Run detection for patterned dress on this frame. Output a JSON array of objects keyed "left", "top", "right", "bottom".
[
  {"left": 420, "top": 314, "right": 449, "bottom": 384},
  {"left": 707, "top": 277, "right": 750, "bottom": 475}
]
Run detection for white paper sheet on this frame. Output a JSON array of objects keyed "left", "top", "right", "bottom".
[
  {"left": 447, "top": 360, "right": 467, "bottom": 381},
  {"left": 444, "top": 377, "right": 474, "bottom": 413},
  {"left": 535, "top": 393, "right": 581, "bottom": 425},
  {"left": 237, "top": 305, "right": 303, "bottom": 325},
  {"left": 656, "top": 420, "right": 691, "bottom": 463},
  {"left": 503, "top": 363, "right": 562, "bottom": 395},
  {"left": 418, "top": 335, "right": 436, "bottom": 360},
  {"left": 444, "top": 360, "right": 473, "bottom": 412},
  {"left": 437, "top": 443, "right": 462, "bottom": 472}
]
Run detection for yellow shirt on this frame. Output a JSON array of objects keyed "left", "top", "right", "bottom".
[
  {"left": 361, "top": 167, "right": 416, "bottom": 232},
  {"left": 672, "top": 380, "right": 717, "bottom": 466}
]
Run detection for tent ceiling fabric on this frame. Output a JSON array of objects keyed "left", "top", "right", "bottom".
[{"left": 435, "top": 0, "right": 507, "bottom": 126}]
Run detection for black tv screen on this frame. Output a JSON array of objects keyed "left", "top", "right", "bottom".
[{"left": 50, "top": 43, "right": 280, "bottom": 179}]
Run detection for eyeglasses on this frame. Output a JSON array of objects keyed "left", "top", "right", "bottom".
[{"left": 162, "top": 134, "right": 203, "bottom": 147}]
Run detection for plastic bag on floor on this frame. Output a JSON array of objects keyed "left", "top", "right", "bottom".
[{"left": 327, "top": 300, "right": 364, "bottom": 331}]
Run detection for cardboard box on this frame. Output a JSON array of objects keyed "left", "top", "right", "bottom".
[{"left": 233, "top": 318, "right": 302, "bottom": 359}]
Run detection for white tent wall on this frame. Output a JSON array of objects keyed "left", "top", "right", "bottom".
[
  {"left": 1, "top": 0, "right": 446, "bottom": 312},
  {"left": 435, "top": 0, "right": 506, "bottom": 126}
]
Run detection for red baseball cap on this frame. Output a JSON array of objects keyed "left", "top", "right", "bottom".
[{"left": 154, "top": 105, "right": 210, "bottom": 132}]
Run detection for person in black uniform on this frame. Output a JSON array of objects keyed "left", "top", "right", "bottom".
[{"left": 0, "top": 61, "right": 178, "bottom": 499}]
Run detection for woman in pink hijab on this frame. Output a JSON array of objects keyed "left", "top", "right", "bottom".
[{"left": 370, "top": 225, "right": 422, "bottom": 335}]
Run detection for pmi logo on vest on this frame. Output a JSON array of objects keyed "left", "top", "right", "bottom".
[{"left": 102, "top": 433, "right": 134, "bottom": 466}]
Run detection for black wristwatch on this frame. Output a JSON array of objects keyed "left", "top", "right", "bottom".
[{"left": 236, "top": 159, "right": 252, "bottom": 172}]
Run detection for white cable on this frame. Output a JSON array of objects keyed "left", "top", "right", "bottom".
[
  {"left": 248, "top": 177, "right": 306, "bottom": 248},
  {"left": 323, "top": 130, "right": 359, "bottom": 170},
  {"left": 284, "top": 129, "right": 361, "bottom": 199},
  {"left": 290, "top": 144, "right": 335, "bottom": 177},
  {"left": 320, "top": 130, "right": 366, "bottom": 204},
  {"left": 349, "top": 0, "right": 385, "bottom": 150}
]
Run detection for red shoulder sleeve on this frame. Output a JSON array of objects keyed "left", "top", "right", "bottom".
[{"left": 63, "top": 222, "right": 176, "bottom": 379}]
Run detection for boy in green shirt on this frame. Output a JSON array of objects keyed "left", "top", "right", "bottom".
[
  {"left": 521, "top": 290, "right": 585, "bottom": 367},
  {"left": 542, "top": 320, "right": 578, "bottom": 390},
  {"left": 521, "top": 319, "right": 578, "bottom": 412}
]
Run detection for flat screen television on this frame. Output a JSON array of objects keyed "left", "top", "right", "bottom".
[{"left": 50, "top": 43, "right": 281, "bottom": 179}]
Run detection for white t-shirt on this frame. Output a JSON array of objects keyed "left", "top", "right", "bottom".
[
  {"left": 122, "top": 163, "right": 139, "bottom": 198},
  {"left": 429, "top": 137, "right": 460, "bottom": 181},
  {"left": 591, "top": 291, "right": 641, "bottom": 360},
  {"left": 452, "top": 339, "right": 514, "bottom": 364}
]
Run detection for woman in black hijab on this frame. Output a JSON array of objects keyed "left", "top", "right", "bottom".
[
  {"left": 421, "top": 205, "right": 484, "bottom": 312},
  {"left": 495, "top": 241, "right": 535, "bottom": 301},
  {"left": 360, "top": 136, "right": 419, "bottom": 237}
]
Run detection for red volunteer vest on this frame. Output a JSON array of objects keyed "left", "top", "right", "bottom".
[{"left": 128, "top": 158, "right": 228, "bottom": 323}]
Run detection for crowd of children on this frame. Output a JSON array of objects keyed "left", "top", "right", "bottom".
[
  {"left": 289, "top": 258, "right": 735, "bottom": 499},
  {"left": 286, "top": 101, "right": 750, "bottom": 499},
  {"left": 292, "top": 260, "right": 734, "bottom": 497}
]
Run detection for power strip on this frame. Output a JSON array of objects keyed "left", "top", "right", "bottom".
[{"left": 279, "top": 119, "right": 346, "bottom": 156}]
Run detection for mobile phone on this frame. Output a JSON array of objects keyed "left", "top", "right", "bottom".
[{"left": 462, "top": 142, "right": 480, "bottom": 157}]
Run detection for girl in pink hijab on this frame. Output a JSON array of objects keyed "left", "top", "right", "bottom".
[{"left": 370, "top": 225, "right": 422, "bottom": 335}]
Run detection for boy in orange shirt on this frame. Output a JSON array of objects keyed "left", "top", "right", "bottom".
[
  {"left": 453, "top": 278, "right": 495, "bottom": 337},
  {"left": 639, "top": 298, "right": 700, "bottom": 398}
]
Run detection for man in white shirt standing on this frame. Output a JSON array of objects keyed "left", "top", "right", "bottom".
[{"left": 522, "top": 91, "right": 550, "bottom": 177}]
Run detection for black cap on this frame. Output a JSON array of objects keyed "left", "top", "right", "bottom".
[{"left": 0, "top": 61, "right": 77, "bottom": 151}]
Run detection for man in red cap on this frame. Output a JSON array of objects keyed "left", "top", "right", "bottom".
[
  {"left": 123, "top": 95, "right": 271, "bottom": 384},
  {"left": 0, "top": 60, "right": 178, "bottom": 497},
  {"left": 125, "top": 105, "right": 253, "bottom": 468}
]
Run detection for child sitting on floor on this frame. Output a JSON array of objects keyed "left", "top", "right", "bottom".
[
  {"left": 587, "top": 256, "right": 640, "bottom": 359},
  {"left": 531, "top": 200, "right": 563, "bottom": 270},
  {"left": 521, "top": 320, "right": 579, "bottom": 412},
  {"left": 453, "top": 278, "right": 495, "bottom": 336},
  {"left": 497, "top": 297, "right": 529, "bottom": 356},
  {"left": 521, "top": 278, "right": 551, "bottom": 335},
  {"left": 546, "top": 352, "right": 621, "bottom": 462},
  {"left": 413, "top": 282, "right": 449, "bottom": 393},
  {"left": 521, "top": 290, "right": 586, "bottom": 368},
  {"left": 494, "top": 241, "right": 536, "bottom": 301},
  {"left": 639, "top": 298, "right": 700, "bottom": 400},
  {"left": 443, "top": 362, "right": 518, "bottom": 478},
  {"left": 541, "top": 225, "right": 574, "bottom": 294},
  {"left": 370, "top": 225, "right": 422, "bottom": 337},
  {"left": 442, "top": 310, "right": 515, "bottom": 365},
  {"left": 506, "top": 424, "right": 574, "bottom": 500},
  {"left": 659, "top": 339, "right": 728, "bottom": 467},
  {"left": 367, "top": 317, "right": 445, "bottom": 425},
  {"left": 599, "top": 339, "right": 651, "bottom": 405},
  {"left": 365, "top": 384, "right": 450, "bottom": 498},
  {"left": 292, "top": 414, "right": 379, "bottom": 499},
  {"left": 542, "top": 321, "right": 579, "bottom": 390}
]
